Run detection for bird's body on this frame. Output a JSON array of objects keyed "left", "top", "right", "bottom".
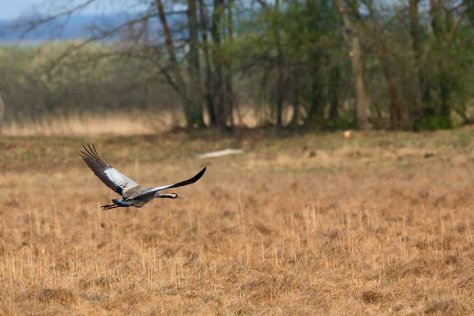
[{"left": 80, "top": 144, "right": 206, "bottom": 210}]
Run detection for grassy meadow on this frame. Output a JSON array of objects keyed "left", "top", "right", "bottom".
[{"left": 1, "top": 127, "right": 474, "bottom": 314}]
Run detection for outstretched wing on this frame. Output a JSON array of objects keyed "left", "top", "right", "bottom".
[
  {"left": 80, "top": 143, "right": 139, "bottom": 196},
  {"left": 148, "top": 167, "right": 206, "bottom": 193}
]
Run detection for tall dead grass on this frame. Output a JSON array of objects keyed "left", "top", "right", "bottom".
[
  {"left": 1, "top": 129, "right": 474, "bottom": 314},
  {"left": 0, "top": 107, "right": 284, "bottom": 136},
  {"left": 1, "top": 112, "right": 180, "bottom": 136}
]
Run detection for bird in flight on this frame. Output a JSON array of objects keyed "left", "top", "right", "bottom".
[{"left": 80, "top": 143, "right": 206, "bottom": 210}]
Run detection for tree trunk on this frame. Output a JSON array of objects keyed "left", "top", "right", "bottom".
[
  {"left": 186, "top": 0, "right": 205, "bottom": 127},
  {"left": 378, "top": 41, "right": 404, "bottom": 130},
  {"left": 273, "top": 0, "right": 284, "bottom": 127},
  {"left": 365, "top": 1, "right": 406, "bottom": 129},
  {"left": 306, "top": 62, "right": 325, "bottom": 127},
  {"left": 211, "top": 0, "right": 227, "bottom": 129},
  {"left": 198, "top": 0, "right": 217, "bottom": 126},
  {"left": 408, "top": 0, "right": 423, "bottom": 129},
  {"left": 156, "top": 0, "right": 205, "bottom": 127},
  {"left": 0, "top": 92, "right": 5, "bottom": 134},
  {"left": 155, "top": 0, "right": 186, "bottom": 95},
  {"left": 224, "top": 0, "right": 234, "bottom": 128},
  {"left": 430, "top": 0, "right": 452, "bottom": 128},
  {"left": 467, "top": 0, "right": 474, "bottom": 26},
  {"left": 334, "top": 0, "right": 370, "bottom": 130},
  {"left": 328, "top": 66, "right": 341, "bottom": 120},
  {"left": 289, "top": 88, "right": 300, "bottom": 127}
]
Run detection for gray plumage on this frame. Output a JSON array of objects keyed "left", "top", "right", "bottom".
[{"left": 80, "top": 143, "right": 206, "bottom": 210}]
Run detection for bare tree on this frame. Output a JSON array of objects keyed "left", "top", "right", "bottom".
[
  {"left": 363, "top": 0, "right": 408, "bottom": 129},
  {"left": 210, "top": 0, "right": 230, "bottom": 128},
  {"left": 334, "top": 0, "right": 370, "bottom": 130},
  {"left": 155, "top": 0, "right": 204, "bottom": 127},
  {"left": 186, "top": 0, "right": 205, "bottom": 127},
  {"left": 408, "top": 0, "right": 424, "bottom": 129},
  {"left": 224, "top": 0, "right": 235, "bottom": 128},
  {"left": 198, "top": 0, "right": 217, "bottom": 126}
]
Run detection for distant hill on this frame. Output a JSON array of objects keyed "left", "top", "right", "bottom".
[
  {"left": 0, "top": 13, "right": 151, "bottom": 42},
  {"left": 0, "top": 10, "right": 246, "bottom": 44}
]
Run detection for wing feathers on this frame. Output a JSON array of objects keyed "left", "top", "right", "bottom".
[
  {"left": 81, "top": 144, "right": 206, "bottom": 200},
  {"left": 80, "top": 143, "right": 139, "bottom": 195},
  {"left": 150, "top": 167, "right": 206, "bottom": 193}
]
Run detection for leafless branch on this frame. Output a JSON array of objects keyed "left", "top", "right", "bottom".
[{"left": 15, "top": 0, "right": 97, "bottom": 39}]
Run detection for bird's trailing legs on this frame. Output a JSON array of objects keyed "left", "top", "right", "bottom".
[
  {"left": 101, "top": 203, "right": 120, "bottom": 210},
  {"left": 101, "top": 198, "right": 131, "bottom": 210}
]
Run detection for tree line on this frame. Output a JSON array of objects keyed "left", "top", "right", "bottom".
[{"left": 1, "top": 0, "right": 473, "bottom": 131}]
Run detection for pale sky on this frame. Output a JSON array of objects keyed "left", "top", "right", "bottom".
[
  {"left": 0, "top": 0, "right": 407, "bottom": 20},
  {"left": 0, "top": 0, "right": 134, "bottom": 20},
  {"left": 0, "top": 0, "right": 41, "bottom": 19}
]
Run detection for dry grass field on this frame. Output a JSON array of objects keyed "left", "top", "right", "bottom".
[
  {"left": 1, "top": 128, "right": 474, "bottom": 315},
  {"left": 0, "top": 112, "right": 178, "bottom": 136}
]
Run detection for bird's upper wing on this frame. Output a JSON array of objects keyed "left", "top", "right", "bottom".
[
  {"left": 80, "top": 143, "right": 139, "bottom": 196},
  {"left": 147, "top": 167, "right": 206, "bottom": 194}
]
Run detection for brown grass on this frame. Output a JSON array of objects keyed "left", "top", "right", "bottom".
[
  {"left": 0, "top": 111, "right": 180, "bottom": 136},
  {"left": 1, "top": 128, "right": 474, "bottom": 314},
  {"left": 0, "top": 107, "right": 264, "bottom": 137}
]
